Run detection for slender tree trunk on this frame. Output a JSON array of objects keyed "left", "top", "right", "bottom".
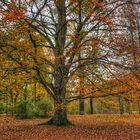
[
  {"left": 138, "top": 103, "right": 140, "bottom": 114},
  {"left": 79, "top": 98, "right": 84, "bottom": 115},
  {"left": 90, "top": 97, "right": 93, "bottom": 114},
  {"left": 14, "top": 95, "right": 18, "bottom": 114},
  {"left": 119, "top": 96, "right": 124, "bottom": 114},
  {"left": 24, "top": 83, "right": 28, "bottom": 100},
  {"left": 5, "top": 93, "right": 8, "bottom": 114},
  {"left": 33, "top": 82, "right": 37, "bottom": 103},
  {"left": 9, "top": 92, "right": 14, "bottom": 115},
  {"left": 126, "top": 99, "right": 132, "bottom": 114},
  {"left": 78, "top": 64, "right": 85, "bottom": 115}
]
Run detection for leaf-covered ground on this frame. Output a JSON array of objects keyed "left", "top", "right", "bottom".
[{"left": 0, "top": 115, "right": 140, "bottom": 140}]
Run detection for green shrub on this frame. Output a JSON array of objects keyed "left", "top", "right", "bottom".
[
  {"left": 33, "top": 98, "right": 53, "bottom": 117},
  {"left": 16, "top": 98, "right": 53, "bottom": 118},
  {"left": 0, "top": 103, "right": 6, "bottom": 114},
  {"left": 16, "top": 100, "right": 34, "bottom": 119}
]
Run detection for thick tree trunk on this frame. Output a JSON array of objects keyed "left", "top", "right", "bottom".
[
  {"left": 45, "top": 61, "right": 70, "bottom": 125},
  {"left": 47, "top": 106, "right": 71, "bottom": 126},
  {"left": 39, "top": 0, "right": 69, "bottom": 126},
  {"left": 43, "top": 94, "right": 71, "bottom": 125}
]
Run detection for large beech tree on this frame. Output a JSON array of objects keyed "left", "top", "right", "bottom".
[{"left": 0, "top": 0, "right": 139, "bottom": 125}]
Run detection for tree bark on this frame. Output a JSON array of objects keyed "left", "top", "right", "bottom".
[
  {"left": 126, "top": 99, "right": 132, "bottom": 114},
  {"left": 44, "top": 88, "right": 71, "bottom": 125},
  {"left": 90, "top": 97, "right": 93, "bottom": 114},
  {"left": 5, "top": 93, "right": 8, "bottom": 114},
  {"left": 138, "top": 103, "right": 140, "bottom": 114},
  {"left": 79, "top": 98, "right": 84, "bottom": 115},
  {"left": 9, "top": 92, "right": 14, "bottom": 115},
  {"left": 24, "top": 83, "right": 28, "bottom": 100},
  {"left": 45, "top": 59, "right": 70, "bottom": 125},
  {"left": 47, "top": 104, "right": 71, "bottom": 126},
  {"left": 33, "top": 82, "right": 37, "bottom": 103},
  {"left": 119, "top": 96, "right": 124, "bottom": 114}
]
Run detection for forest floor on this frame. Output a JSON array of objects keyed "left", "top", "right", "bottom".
[{"left": 0, "top": 114, "right": 140, "bottom": 140}]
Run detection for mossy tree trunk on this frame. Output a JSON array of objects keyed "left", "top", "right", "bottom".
[
  {"left": 46, "top": 86, "right": 71, "bottom": 125},
  {"left": 47, "top": 103, "right": 70, "bottom": 126},
  {"left": 46, "top": 58, "right": 70, "bottom": 125}
]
